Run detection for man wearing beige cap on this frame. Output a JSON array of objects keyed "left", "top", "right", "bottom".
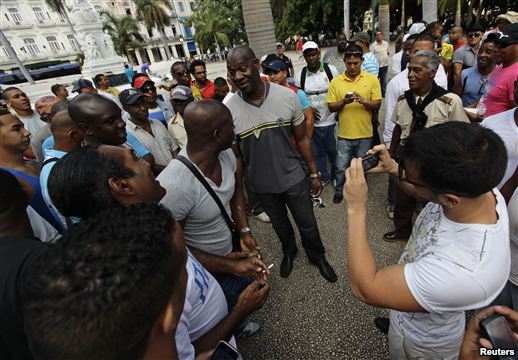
[{"left": 168, "top": 85, "right": 194, "bottom": 149}]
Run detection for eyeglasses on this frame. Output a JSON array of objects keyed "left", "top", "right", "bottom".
[
  {"left": 175, "top": 70, "right": 189, "bottom": 76},
  {"left": 140, "top": 86, "right": 156, "bottom": 93},
  {"left": 194, "top": 71, "right": 207, "bottom": 76},
  {"left": 311, "top": 196, "right": 326, "bottom": 208},
  {"left": 397, "top": 157, "right": 466, "bottom": 197},
  {"left": 468, "top": 32, "right": 481, "bottom": 38}
]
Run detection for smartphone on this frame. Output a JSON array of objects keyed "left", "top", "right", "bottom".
[
  {"left": 480, "top": 314, "right": 518, "bottom": 360},
  {"left": 362, "top": 153, "right": 379, "bottom": 172},
  {"left": 210, "top": 341, "right": 239, "bottom": 360}
]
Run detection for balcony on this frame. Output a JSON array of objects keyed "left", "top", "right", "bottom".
[
  {"left": 36, "top": 19, "right": 57, "bottom": 28},
  {"left": 12, "top": 21, "right": 33, "bottom": 30},
  {"left": 0, "top": 55, "right": 16, "bottom": 65}
]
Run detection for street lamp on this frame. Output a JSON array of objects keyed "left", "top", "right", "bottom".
[{"left": 179, "top": 35, "right": 184, "bottom": 43}]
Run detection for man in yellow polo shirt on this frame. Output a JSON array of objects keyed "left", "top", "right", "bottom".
[{"left": 328, "top": 44, "right": 382, "bottom": 203}]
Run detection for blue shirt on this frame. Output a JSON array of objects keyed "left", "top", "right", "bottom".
[
  {"left": 461, "top": 66, "right": 490, "bottom": 107},
  {"left": 40, "top": 149, "right": 68, "bottom": 231},
  {"left": 362, "top": 52, "right": 379, "bottom": 77},
  {"left": 124, "top": 67, "right": 135, "bottom": 83},
  {"left": 296, "top": 89, "right": 310, "bottom": 110},
  {"left": 42, "top": 133, "right": 150, "bottom": 159}
]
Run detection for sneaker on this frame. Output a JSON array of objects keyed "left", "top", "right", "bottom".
[
  {"left": 237, "top": 321, "right": 260, "bottom": 338},
  {"left": 321, "top": 180, "right": 329, "bottom": 187},
  {"left": 333, "top": 194, "right": 343, "bottom": 204},
  {"left": 386, "top": 206, "right": 394, "bottom": 219},
  {"left": 253, "top": 211, "right": 271, "bottom": 223}
]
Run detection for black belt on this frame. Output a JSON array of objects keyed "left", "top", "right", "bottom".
[{"left": 305, "top": 90, "right": 328, "bottom": 96}]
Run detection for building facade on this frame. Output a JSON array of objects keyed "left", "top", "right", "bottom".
[{"left": 0, "top": 0, "right": 199, "bottom": 71}]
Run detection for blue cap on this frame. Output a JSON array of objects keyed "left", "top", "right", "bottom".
[
  {"left": 264, "top": 59, "right": 287, "bottom": 72},
  {"left": 72, "top": 79, "right": 94, "bottom": 93}
]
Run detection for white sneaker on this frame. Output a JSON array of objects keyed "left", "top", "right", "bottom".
[
  {"left": 237, "top": 321, "right": 260, "bottom": 337},
  {"left": 254, "top": 212, "right": 271, "bottom": 223}
]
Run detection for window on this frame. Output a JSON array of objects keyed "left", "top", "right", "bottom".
[
  {"left": 24, "top": 39, "right": 40, "bottom": 54},
  {"left": 178, "top": 2, "right": 185, "bottom": 12},
  {"left": 47, "top": 36, "right": 61, "bottom": 52},
  {"left": 94, "top": 5, "right": 102, "bottom": 14},
  {"left": 33, "top": 7, "right": 46, "bottom": 21},
  {"left": 171, "top": 25, "right": 177, "bottom": 37},
  {"left": 57, "top": 11, "right": 66, "bottom": 22},
  {"left": 1, "top": 46, "right": 9, "bottom": 57},
  {"left": 8, "top": 8, "right": 23, "bottom": 23},
  {"left": 67, "top": 35, "right": 79, "bottom": 51},
  {"left": 190, "top": 2, "right": 195, "bottom": 11},
  {"left": 125, "top": 8, "right": 132, "bottom": 16},
  {"left": 184, "top": 26, "right": 193, "bottom": 38}
]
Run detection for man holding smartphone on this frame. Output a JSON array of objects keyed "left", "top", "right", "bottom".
[{"left": 343, "top": 122, "right": 510, "bottom": 359}]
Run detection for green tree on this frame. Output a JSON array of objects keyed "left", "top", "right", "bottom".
[
  {"left": 133, "top": 0, "right": 173, "bottom": 60},
  {"left": 187, "top": 15, "right": 231, "bottom": 54},
  {"left": 101, "top": 12, "right": 144, "bottom": 59}
]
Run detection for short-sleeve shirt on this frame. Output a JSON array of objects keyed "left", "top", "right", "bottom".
[
  {"left": 390, "top": 190, "right": 510, "bottom": 347},
  {"left": 461, "top": 66, "right": 492, "bottom": 107},
  {"left": 327, "top": 70, "right": 382, "bottom": 139},
  {"left": 157, "top": 148, "right": 236, "bottom": 256},
  {"left": 17, "top": 111, "right": 47, "bottom": 138},
  {"left": 369, "top": 40, "right": 390, "bottom": 67},
  {"left": 40, "top": 149, "right": 68, "bottom": 231},
  {"left": 323, "top": 48, "right": 345, "bottom": 73},
  {"left": 478, "top": 62, "right": 518, "bottom": 118},
  {"left": 296, "top": 89, "right": 310, "bottom": 110},
  {"left": 441, "top": 42, "right": 454, "bottom": 61},
  {"left": 294, "top": 62, "right": 339, "bottom": 127},
  {"left": 168, "top": 113, "right": 188, "bottom": 149},
  {"left": 452, "top": 44, "right": 478, "bottom": 69},
  {"left": 392, "top": 92, "right": 469, "bottom": 141},
  {"left": 175, "top": 250, "right": 237, "bottom": 360},
  {"left": 125, "top": 118, "right": 178, "bottom": 167},
  {"left": 226, "top": 82, "right": 306, "bottom": 194},
  {"left": 191, "top": 80, "right": 216, "bottom": 100},
  {"left": 362, "top": 52, "right": 379, "bottom": 77}
]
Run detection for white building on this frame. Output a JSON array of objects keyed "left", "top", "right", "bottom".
[
  {"left": 0, "top": 0, "right": 200, "bottom": 71},
  {"left": 0, "top": 0, "right": 80, "bottom": 71}
]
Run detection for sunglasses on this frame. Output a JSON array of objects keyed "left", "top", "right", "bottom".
[
  {"left": 468, "top": 32, "right": 481, "bottom": 38},
  {"left": 398, "top": 157, "right": 466, "bottom": 197},
  {"left": 140, "top": 86, "right": 156, "bottom": 93},
  {"left": 176, "top": 70, "right": 190, "bottom": 76}
]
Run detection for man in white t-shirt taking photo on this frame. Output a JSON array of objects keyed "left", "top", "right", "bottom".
[{"left": 343, "top": 121, "right": 510, "bottom": 359}]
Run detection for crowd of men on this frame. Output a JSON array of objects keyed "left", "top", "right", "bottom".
[{"left": 0, "top": 11, "right": 517, "bottom": 360}]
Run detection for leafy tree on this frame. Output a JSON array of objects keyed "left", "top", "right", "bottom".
[
  {"left": 132, "top": 0, "right": 173, "bottom": 60},
  {"left": 101, "top": 12, "right": 144, "bottom": 59},
  {"left": 188, "top": 15, "right": 231, "bottom": 53}
]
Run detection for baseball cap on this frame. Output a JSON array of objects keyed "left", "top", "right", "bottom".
[
  {"left": 276, "top": 42, "right": 283, "bottom": 47},
  {"left": 133, "top": 76, "right": 154, "bottom": 90},
  {"left": 349, "top": 32, "right": 370, "bottom": 44},
  {"left": 119, "top": 89, "right": 144, "bottom": 106},
  {"left": 497, "top": 11, "right": 518, "bottom": 24},
  {"left": 409, "top": 22, "right": 426, "bottom": 35},
  {"left": 488, "top": 23, "right": 518, "bottom": 47},
  {"left": 264, "top": 59, "right": 287, "bottom": 72},
  {"left": 302, "top": 41, "right": 319, "bottom": 53},
  {"left": 72, "top": 79, "right": 94, "bottom": 93},
  {"left": 170, "top": 85, "right": 194, "bottom": 101}
]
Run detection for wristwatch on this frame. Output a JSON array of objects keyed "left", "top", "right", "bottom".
[
  {"left": 240, "top": 227, "right": 252, "bottom": 235},
  {"left": 309, "top": 172, "right": 321, "bottom": 179}
]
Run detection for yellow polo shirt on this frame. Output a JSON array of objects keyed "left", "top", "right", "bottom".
[{"left": 327, "top": 70, "right": 382, "bottom": 139}]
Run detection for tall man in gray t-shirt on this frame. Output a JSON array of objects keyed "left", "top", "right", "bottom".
[{"left": 225, "top": 46, "right": 337, "bottom": 283}]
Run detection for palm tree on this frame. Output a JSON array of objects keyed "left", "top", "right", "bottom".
[
  {"left": 101, "top": 12, "right": 144, "bottom": 60},
  {"left": 241, "top": 0, "right": 277, "bottom": 58},
  {"left": 401, "top": 0, "right": 406, "bottom": 28},
  {"left": 344, "top": 0, "right": 350, "bottom": 39},
  {"left": 455, "top": 0, "right": 461, "bottom": 26},
  {"left": 190, "top": 16, "right": 231, "bottom": 54},
  {"left": 45, "top": 0, "right": 76, "bottom": 35},
  {"left": 378, "top": 0, "right": 390, "bottom": 40},
  {"left": 133, "top": 0, "right": 173, "bottom": 60}
]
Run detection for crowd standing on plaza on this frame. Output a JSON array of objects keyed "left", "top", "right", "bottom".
[{"left": 0, "top": 10, "right": 518, "bottom": 360}]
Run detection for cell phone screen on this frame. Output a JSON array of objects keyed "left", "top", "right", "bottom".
[
  {"left": 481, "top": 314, "right": 518, "bottom": 359},
  {"left": 362, "top": 153, "right": 379, "bottom": 172},
  {"left": 210, "top": 341, "right": 239, "bottom": 360}
]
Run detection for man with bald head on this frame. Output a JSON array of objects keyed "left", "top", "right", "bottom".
[
  {"left": 158, "top": 99, "right": 268, "bottom": 337},
  {"left": 40, "top": 110, "right": 84, "bottom": 230},
  {"left": 225, "top": 45, "right": 337, "bottom": 283},
  {"left": 68, "top": 93, "right": 156, "bottom": 172}
]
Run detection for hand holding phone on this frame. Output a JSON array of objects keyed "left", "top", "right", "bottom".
[
  {"left": 361, "top": 153, "right": 380, "bottom": 172},
  {"left": 480, "top": 314, "right": 518, "bottom": 360},
  {"left": 209, "top": 341, "right": 239, "bottom": 360}
]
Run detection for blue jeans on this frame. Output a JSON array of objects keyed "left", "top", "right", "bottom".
[
  {"left": 335, "top": 137, "right": 372, "bottom": 196},
  {"left": 311, "top": 124, "right": 337, "bottom": 183}
]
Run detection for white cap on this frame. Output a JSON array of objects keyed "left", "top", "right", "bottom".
[
  {"left": 402, "top": 34, "right": 410, "bottom": 42},
  {"left": 409, "top": 22, "right": 426, "bottom": 35},
  {"left": 302, "top": 41, "right": 319, "bottom": 53},
  {"left": 260, "top": 55, "right": 268, "bottom": 63}
]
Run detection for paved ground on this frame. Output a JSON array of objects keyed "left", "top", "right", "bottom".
[{"left": 208, "top": 50, "right": 405, "bottom": 359}]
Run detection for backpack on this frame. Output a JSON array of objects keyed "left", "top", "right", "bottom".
[{"left": 299, "top": 63, "right": 334, "bottom": 93}]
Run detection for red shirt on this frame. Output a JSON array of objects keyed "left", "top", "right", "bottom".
[{"left": 191, "top": 79, "right": 215, "bottom": 99}]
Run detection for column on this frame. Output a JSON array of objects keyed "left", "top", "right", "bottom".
[
  {"left": 159, "top": 47, "right": 167, "bottom": 61},
  {"left": 146, "top": 47, "right": 156, "bottom": 63},
  {"left": 182, "top": 42, "right": 190, "bottom": 58},
  {"left": 135, "top": 48, "right": 143, "bottom": 65},
  {"left": 171, "top": 44, "right": 179, "bottom": 59}
]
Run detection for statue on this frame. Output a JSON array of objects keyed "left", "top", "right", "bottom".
[
  {"left": 77, "top": 33, "right": 102, "bottom": 61},
  {"left": 102, "top": 30, "right": 116, "bottom": 57}
]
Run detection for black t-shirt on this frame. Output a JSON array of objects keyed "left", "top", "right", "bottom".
[
  {"left": 264, "top": 54, "right": 294, "bottom": 77},
  {"left": 0, "top": 236, "right": 46, "bottom": 360}
]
